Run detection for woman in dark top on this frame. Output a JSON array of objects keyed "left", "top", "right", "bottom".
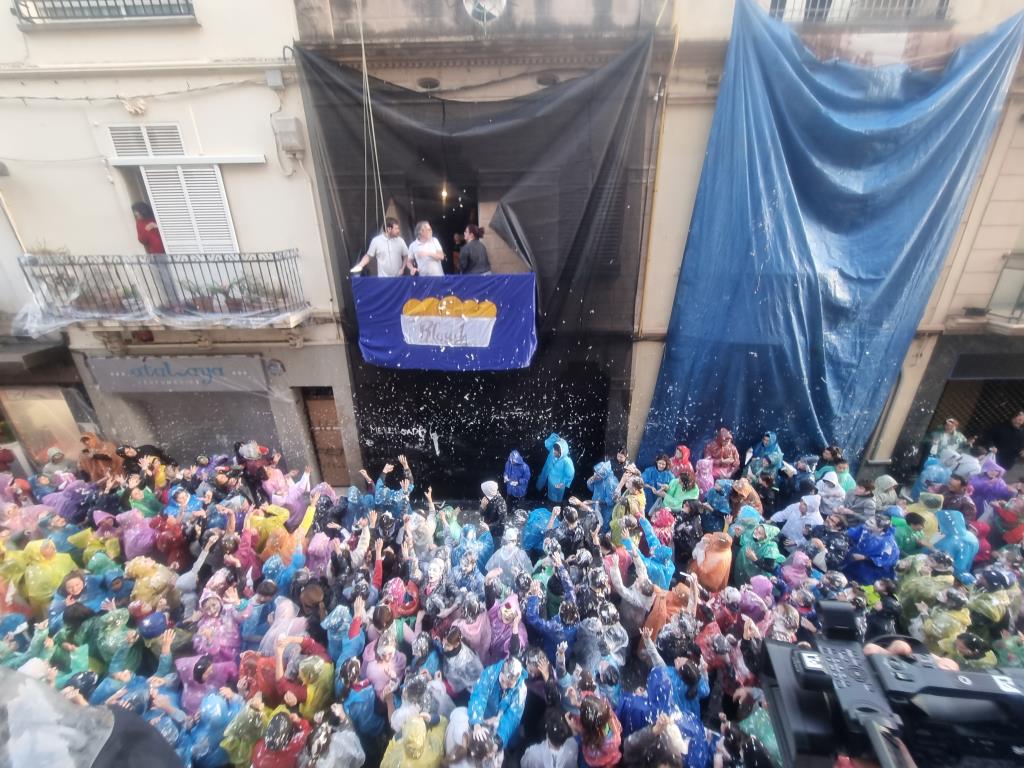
[{"left": 459, "top": 224, "right": 492, "bottom": 274}]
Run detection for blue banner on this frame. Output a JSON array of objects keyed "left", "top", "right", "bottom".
[
  {"left": 352, "top": 274, "right": 537, "bottom": 371},
  {"left": 639, "top": 0, "right": 1024, "bottom": 467}
]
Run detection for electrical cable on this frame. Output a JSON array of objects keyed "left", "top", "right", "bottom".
[{"left": 0, "top": 78, "right": 271, "bottom": 103}]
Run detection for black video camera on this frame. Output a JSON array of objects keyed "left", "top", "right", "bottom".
[{"left": 761, "top": 600, "right": 1024, "bottom": 767}]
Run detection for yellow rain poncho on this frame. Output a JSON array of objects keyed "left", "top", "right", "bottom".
[
  {"left": 380, "top": 714, "right": 448, "bottom": 768},
  {"left": 297, "top": 655, "right": 334, "bottom": 721},
  {"left": 67, "top": 528, "right": 121, "bottom": 566},
  {"left": 20, "top": 540, "right": 76, "bottom": 616},
  {"left": 250, "top": 505, "right": 291, "bottom": 551},
  {"left": 124, "top": 556, "right": 180, "bottom": 610}
]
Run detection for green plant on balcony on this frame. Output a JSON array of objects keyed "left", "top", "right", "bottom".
[
  {"left": 182, "top": 280, "right": 233, "bottom": 313},
  {"left": 70, "top": 283, "right": 131, "bottom": 314},
  {"left": 234, "top": 276, "right": 287, "bottom": 311}
]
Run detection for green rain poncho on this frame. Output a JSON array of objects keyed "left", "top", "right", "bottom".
[
  {"left": 734, "top": 524, "right": 785, "bottom": 585},
  {"left": 86, "top": 551, "right": 123, "bottom": 576},
  {"left": 129, "top": 487, "right": 163, "bottom": 518},
  {"left": 93, "top": 608, "right": 142, "bottom": 673},
  {"left": 891, "top": 517, "right": 924, "bottom": 557},
  {"left": 897, "top": 557, "right": 954, "bottom": 625},
  {"left": 662, "top": 477, "right": 699, "bottom": 512},
  {"left": 994, "top": 634, "right": 1024, "bottom": 668},
  {"left": 220, "top": 703, "right": 268, "bottom": 767}
]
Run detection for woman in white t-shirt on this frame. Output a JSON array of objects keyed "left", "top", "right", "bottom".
[{"left": 409, "top": 221, "right": 445, "bottom": 276}]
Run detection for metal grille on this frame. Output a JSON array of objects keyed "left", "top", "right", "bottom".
[
  {"left": 928, "top": 379, "right": 1024, "bottom": 443},
  {"left": 761, "top": 0, "right": 949, "bottom": 25},
  {"left": 18, "top": 251, "right": 308, "bottom": 324},
  {"left": 13, "top": 1, "right": 195, "bottom": 23}
]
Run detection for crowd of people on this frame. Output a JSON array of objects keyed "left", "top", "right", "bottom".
[
  {"left": 0, "top": 421, "right": 1022, "bottom": 768},
  {"left": 349, "top": 218, "right": 493, "bottom": 278}
]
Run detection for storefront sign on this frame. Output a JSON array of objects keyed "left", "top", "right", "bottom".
[{"left": 89, "top": 356, "right": 268, "bottom": 393}]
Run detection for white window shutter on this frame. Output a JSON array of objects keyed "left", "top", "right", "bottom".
[
  {"left": 109, "top": 126, "right": 149, "bottom": 158},
  {"left": 109, "top": 124, "right": 184, "bottom": 158},
  {"left": 182, "top": 166, "right": 237, "bottom": 252},
  {"left": 141, "top": 165, "right": 238, "bottom": 254},
  {"left": 144, "top": 125, "right": 185, "bottom": 156}
]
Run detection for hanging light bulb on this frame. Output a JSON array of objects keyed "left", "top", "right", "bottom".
[{"left": 441, "top": 184, "right": 449, "bottom": 201}]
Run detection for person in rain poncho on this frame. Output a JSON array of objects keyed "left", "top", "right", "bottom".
[
  {"left": 931, "top": 509, "right": 979, "bottom": 584},
  {"left": 669, "top": 444, "right": 693, "bottom": 478},
  {"left": 703, "top": 428, "right": 740, "bottom": 480},
  {"left": 734, "top": 524, "right": 785, "bottom": 585},
  {"left": 745, "top": 431, "right": 783, "bottom": 481},
  {"left": 587, "top": 460, "right": 618, "bottom": 521},
  {"left": 468, "top": 657, "right": 527, "bottom": 749},
  {"left": 441, "top": 625, "right": 484, "bottom": 697},
  {"left": 690, "top": 532, "right": 733, "bottom": 592},
  {"left": 969, "top": 457, "right": 1014, "bottom": 516},
  {"left": 938, "top": 447, "right": 981, "bottom": 484},
  {"left": 662, "top": 470, "right": 700, "bottom": 513},
  {"left": 503, "top": 450, "right": 531, "bottom": 502},
  {"left": 769, "top": 494, "right": 823, "bottom": 550},
  {"left": 844, "top": 516, "right": 900, "bottom": 586},
  {"left": 873, "top": 474, "right": 899, "bottom": 510},
  {"left": 176, "top": 654, "right": 239, "bottom": 715},
  {"left": 479, "top": 481, "right": 508, "bottom": 540},
  {"left": 642, "top": 454, "right": 674, "bottom": 512},
  {"left": 536, "top": 434, "right": 575, "bottom": 503},
  {"left": 380, "top": 708, "right": 447, "bottom": 768},
  {"left": 485, "top": 527, "right": 533, "bottom": 590},
  {"left": 816, "top": 471, "right": 846, "bottom": 516},
  {"left": 928, "top": 418, "right": 968, "bottom": 457}
]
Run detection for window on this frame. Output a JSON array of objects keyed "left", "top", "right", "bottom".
[
  {"left": 109, "top": 124, "right": 184, "bottom": 158},
  {"left": 109, "top": 124, "right": 238, "bottom": 254}
]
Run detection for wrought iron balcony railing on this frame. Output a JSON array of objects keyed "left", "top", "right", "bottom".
[
  {"left": 13, "top": 0, "right": 195, "bottom": 24},
  {"left": 761, "top": 0, "right": 949, "bottom": 25},
  {"left": 18, "top": 250, "right": 309, "bottom": 330}
]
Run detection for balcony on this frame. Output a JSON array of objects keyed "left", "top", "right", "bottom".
[
  {"left": 13, "top": 0, "right": 196, "bottom": 27},
  {"left": 17, "top": 251, "right": 310, "bottom": 333},
  {"left": 759, "top": 0, "right": 949, "bottom": 27}
]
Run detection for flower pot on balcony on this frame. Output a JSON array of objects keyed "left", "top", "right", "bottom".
[
  {"left": 225, "top": 298, "right": 247, "bottom": 313},
  {"left": 194, "top": 296, "right": 217, "bottom": 313}
]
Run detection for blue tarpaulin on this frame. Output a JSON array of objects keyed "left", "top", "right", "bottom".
[
  {"left": 352, "top": 274, "right": 537, "bottom": 371},
  {"left": 639, "top": 0, "right": 1024, "bottom": 466}
]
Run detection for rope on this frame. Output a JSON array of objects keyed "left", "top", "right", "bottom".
[{"left": 357, "top": 0, "right": 386, "bottom": 243}]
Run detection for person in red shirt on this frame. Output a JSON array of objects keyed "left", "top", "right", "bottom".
[{"left": 132, "top": 202, "right": 165, "bottom": 254}]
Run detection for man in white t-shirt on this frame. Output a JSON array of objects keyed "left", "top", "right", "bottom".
[
  {"left": 408, "top": 220, "right": 446, "bottom": 276},
  {"left": 349, "top": 217, "right": 410, "bottom": 277}
]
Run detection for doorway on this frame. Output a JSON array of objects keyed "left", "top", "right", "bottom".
[
  {"left": 409, "top": 185, "right": 477, "bottom": 273},
  {"left": 302, "top": 387, "right": 350, "bottom": 487}
]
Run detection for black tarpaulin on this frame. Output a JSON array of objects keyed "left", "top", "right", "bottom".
[{"left": 297, "top": 38, "right": 653, "bottom": 493}]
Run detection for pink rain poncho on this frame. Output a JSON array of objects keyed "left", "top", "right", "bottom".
[
  {"left": 176, "top": 654, "right": 239, "bottom": 715},
  {"left": 193, "top": 592, "right": 243, "bottom": 661},
  {"left": 485, "top": 593, "right": 528, "bottom": 666},
  {"left": 116, "top": 509, "right": 158, "bottom": 560}
]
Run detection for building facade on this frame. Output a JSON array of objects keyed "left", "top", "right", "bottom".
[
  {"left": 0, "top": 0, "right": 360, "bottom": 483},
  {"left": 2, "top": 0, "right": 1023, "bottom": 487}
]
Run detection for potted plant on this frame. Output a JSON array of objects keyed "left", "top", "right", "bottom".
[{"left": 237, "top": 277, "right": 285, "bottom": 312}]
